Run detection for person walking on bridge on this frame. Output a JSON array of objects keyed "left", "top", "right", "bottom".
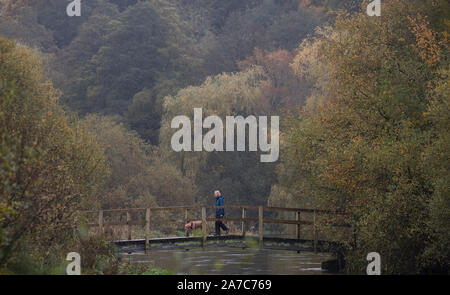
[{"left": 214, "top": 190, "right": 229, "bottom": 236}]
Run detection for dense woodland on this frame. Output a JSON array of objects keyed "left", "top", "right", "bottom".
[{"left": 0, "top": 0, "right": 448, "bottom": 274}]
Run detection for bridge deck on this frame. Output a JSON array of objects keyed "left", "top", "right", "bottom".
[{"left": 114, "top": 235, "right": 341, "bottom": 253}]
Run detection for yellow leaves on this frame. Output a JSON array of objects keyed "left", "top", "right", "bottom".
[
  {"left": 0, "top": 36, "right": 111, "bottom": 266},
  {"left": 407, "top": 14, "right": 441, "bottom": 66},
  {"left": 56, "top": 165, "right": 65, "bottom": 172},
  {"left": 442, "top": 19, "right": 450, "bottom": 44},
  {"left": 351, "top": 135, "right": 362, "bottom": 144},
  {"left": 291, "top": 37, "right": 323, "bottom": 80}
]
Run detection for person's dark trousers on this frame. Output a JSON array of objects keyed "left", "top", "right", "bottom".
[{"left": 215, "top": 215, "right": 228, "bottom": 235}]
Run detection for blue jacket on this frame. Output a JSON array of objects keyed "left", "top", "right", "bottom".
[{"left": 215, "top": 196, "right": 225, "bottom": 216}]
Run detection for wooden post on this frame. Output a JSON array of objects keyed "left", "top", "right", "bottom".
[
  {"left": 73, "top": 214, "right": 78, "bottom": 239},
  {"left": 296, "top": 211, "right": 301, "bottom": 240},
  {"left": 313, "top": 210, "right": 317, "bottom": 253},
  {"left": 185, "top": 208, "right": 189, "bottom": 237},
  {"left": 98, "top": 210, "right": 104, "bottom": 235},
  {"left": 145, "top": 208, "right": 150, "bottom": 254},
  {"left": 258, "top": 206, "right": 263, "bottom": 249},
  {"left": 241, "top": 208, "right": 246, "bottom": 238},
  {"left": 201, "top": 207, "right": 207, "bottom": 248},
  {"left": 126, "top": 211, "right": 131, "bottom": 240}
]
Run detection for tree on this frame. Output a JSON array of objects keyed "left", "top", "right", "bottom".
[
  {"left": 421, "top": 67, "right": 450, "bottom": 273},
  {"left": 278, "top": 0, "right": 449, "bottom": 273},
  {"left": 0, "top": 0, "right": 38, "bottom": 18},
  {"left": 53, "top": 1, "right": 120, "bottom": 111},
  {"left": 0, "top": 3, "right": 56, "bottom": 52},
  {"left": 61, "top": 0, "right": 200, "bottom": 115},
  {"left": 124, "top": 88, "right": 162, "bottom": 145},
  {"left": 82, "top": 115, "right": 196, "bottom": 209},
  {"left": 160, "top": 67, "right": 278, "bottom": 205},
  {"left": 238, "top": 48, "right": 310, "bottom": 111},
  {"left": 0, "top": 37, "right": 109, "bottom": 268},
  {"left": 34, "top": 0, "right": 102, "bottom": 47},
  {"left": 203, "top": 1, "right": 322, "bottom": 74}
]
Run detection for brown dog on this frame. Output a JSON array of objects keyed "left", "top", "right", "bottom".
[{"left": 185, "top": 220, "right": 202, "bottom": 231}]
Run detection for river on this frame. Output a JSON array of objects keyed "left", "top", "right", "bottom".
[{"left": 121, "top": 248, "right": 335, "bottom": 275}]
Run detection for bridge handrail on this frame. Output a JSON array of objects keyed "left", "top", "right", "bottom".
[
  {"left": 80, "top": 205, "right": 352, "bottom": 253},
  {"left": 81, "top": 205, "right": 348, "bottom": 215}
]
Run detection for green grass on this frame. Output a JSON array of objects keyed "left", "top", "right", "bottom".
[{"left": 119, "top": 262, "right": 174, "bottom": 275}]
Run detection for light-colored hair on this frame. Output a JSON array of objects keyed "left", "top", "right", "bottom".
[{"left": 214, "top": 190, "right": 221, "bottom": 196}]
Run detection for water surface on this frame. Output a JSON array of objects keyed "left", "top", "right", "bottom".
[{"left": 122, "top": 248, "right": 334, "bottom": 275}]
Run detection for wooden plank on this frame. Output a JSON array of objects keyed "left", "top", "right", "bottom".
[
  {"left": 206, "top": 217, "right": 258, "bottom": 223},
  {"left": 93, "top": 217, "right": 270, "bottom": 227},
  {"left": 263, "top": 206, "right": 333, "bottom": 214},
  {"left": 126, "top": 211, "right": 131, "bottom": 240},
  {"left": 94, "top": 218, "right": 303, "bottom": 227},
  {"left": 258, "top": 206, "right": 263, "bottom": 249},
  {"left": 313, "top": 210, "right": 317, "bottom": 253},
  {"left": 264, "top": 206, "right": 315, "bottom": 213},
  {"left": 90, "top": 220, "right": 145, "bottom": 226},
  {"left": 261, "top": 218, "right": 312, "bottom": 225},
  {"left": 296, "top": 211, "right": 301, "bottom": 240},
  {"left": 208, "top": 205, "right": 259, "bottom": 210},
  {"left": 92, "top": 218, "right": 312, "bottom": 227},
  {"left": 82, "top": 205, "right": 348, "bottom": 215},
  {"left": 98, "top": 210, "right": 104, "bottom": 234},
  {"left": 145, "top": 208, "right": 150, "bottom": 254},
  {"left": 201, "top": 207, "right": 207, "bottom": 248},
  {"left": 185, "top": 208, "right": 189, "bottom": 237},
  {"left": 150, "top": 205, "right": 203, "bottom": 211},
  {"left": 85, "top": 208, "right": 146, "bottom": 214},
  {"left": 205, "top": 217, "right": 310, "bottom": 225},
  {"left": 242, "top": 208, "right": 246, "bottom": 238}
]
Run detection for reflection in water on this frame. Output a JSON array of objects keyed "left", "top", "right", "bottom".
[{"left": 122, "top": 248, "right": 334, "bottom": 275}]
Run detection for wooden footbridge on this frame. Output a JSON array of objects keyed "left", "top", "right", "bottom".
[{"left": 81, "top": 205, "right": 351, "bottom": 254}]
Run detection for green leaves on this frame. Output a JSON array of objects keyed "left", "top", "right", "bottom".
[
  {"left": 0, "top": 37, "right": 108, "bottom": 269},
  {"left": 277, "top": 0, "right": 450, "bottom": 273}
]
